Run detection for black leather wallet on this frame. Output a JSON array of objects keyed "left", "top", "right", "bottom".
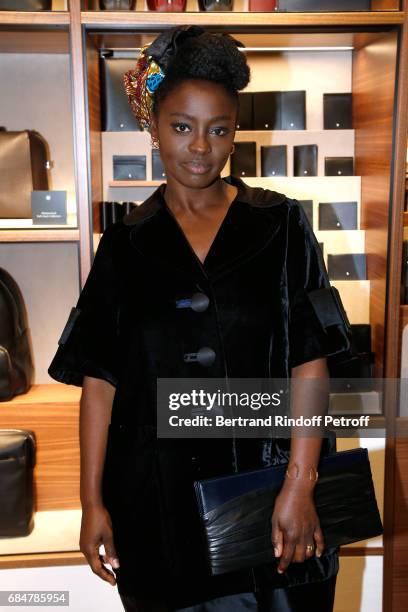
[
  {"left": 152, "top": 150, "right": 166, "bottom": 180},
  {"left": 318, "top": 202, "right": 358, "bottom": 231},
  {"left": 253, "top": 92, "right": 281, "bottom": 130},
  {"left": 260, "top": 145, "right": 287, "bottom": 177},
  {"left": 325, "top": 157, "right": 354, "bottom": 176},
  {"left": 281, "top": 91, "right": 306, "bottom": 130},
  {"left": 113, "top": 155, "right": 146, "bottom": 180},
  {"left": 194, "top": 447, "right": 383, "bottom": 576},
  {"left": 328, "top": 254, "right": 367, "bottom": 280},
  {"left": 230, "top": 142, "right": 257, "bottom": 178},
  {"left": 100, "top": 54, "right": 141, "bottom": 132},
  {"left": 236, "top": 92, "right": 254, "bottom": 131},
  {"left": 293, "top": 144, "right": 318, "bottom": 177},
  {"left": 323, "top": 93, "right": 352, "bottom": 130},
  {"left": 298, "top": 200, "right": 313, "bottom": 227}
]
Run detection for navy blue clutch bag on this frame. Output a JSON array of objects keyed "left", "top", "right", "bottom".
[{"left": 194, "top": 448, "right": 383, "bottom": 576}]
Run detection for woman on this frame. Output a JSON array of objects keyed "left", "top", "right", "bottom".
[{"left": 48, "top": 26, "right": 351, "bottom": 612}]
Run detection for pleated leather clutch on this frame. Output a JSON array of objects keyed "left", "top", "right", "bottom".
[{"left": 194, "top": 448, "right": 383, "bottom": 576}]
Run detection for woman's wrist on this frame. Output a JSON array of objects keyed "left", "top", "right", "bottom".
[{"left": 282, "top": 462, "right": 318, "bottom": 493}]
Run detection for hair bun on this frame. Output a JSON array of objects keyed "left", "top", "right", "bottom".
[{"left": 147, "top": 26, "right": 206, "bottom": 72}]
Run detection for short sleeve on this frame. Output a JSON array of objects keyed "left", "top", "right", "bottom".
[
  {"left": 48, "top": 224, "right": 121, "bottom": 388},
  {"left": 287, "top": 200, "right": 353, "bottom": 370}
]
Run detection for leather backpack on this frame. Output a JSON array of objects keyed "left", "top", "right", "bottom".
[{"left": 0, "top": 268, "right": 33, "bottom": 401}]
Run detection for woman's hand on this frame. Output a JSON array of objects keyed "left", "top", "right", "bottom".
[
  {"left": 79, "top": 503, "right": 120, "bottom": 586},
  {"left": 271, "top": 480, "right": 324, "bottom": 574}
]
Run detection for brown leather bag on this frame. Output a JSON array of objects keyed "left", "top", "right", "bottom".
[{"left": 0, "top": 130, "right": 49, "bottom": 219}]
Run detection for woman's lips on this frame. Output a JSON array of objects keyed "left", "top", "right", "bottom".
[{"left": 183, "top": 161, "right": 211, "bottom": 175}]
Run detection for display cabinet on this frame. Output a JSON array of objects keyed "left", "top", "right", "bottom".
[{"left": 0, "top": 1, "right": 407, "bottom": 610}]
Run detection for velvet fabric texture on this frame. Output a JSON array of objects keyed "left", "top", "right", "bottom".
[{"left": 48, "top": 175, "right": 351, "bottom": 609}]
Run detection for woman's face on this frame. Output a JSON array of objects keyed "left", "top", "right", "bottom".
[{"left": 150, "top": 79, "right": 237, "bottom": 189}]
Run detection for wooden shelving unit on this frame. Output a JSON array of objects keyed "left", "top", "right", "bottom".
[
  {"left": 0, "top": 229, "right": 79, "bottom": 242},
  {"left": 0, "top": 11, "right": 69, "bottom": 25}
]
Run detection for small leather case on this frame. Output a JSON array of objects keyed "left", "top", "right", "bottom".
[
  {"left": 230, "top": 142, "right": 257, "bottom": 178},
  {"left": 298, "top": 200, "right": 313, "bottom": 227},
  {"left": 318, "top": 202, "right": 358, "bottom": 230},
  {"left": 249, "top": 0, "right": 277, "bottom": 9},
  {"left": 328, "top": 254, "right": 367, "bottom": 280},
  {"left": 325, "top": 157, "right": 354, "bottom": 176},
  {"left": 323, "top": 93, "right": 353, "bottom": 130},
  {"left": 100, "top": 55, "right": 141, "bottom": 131},
  {"left": 260, "top": 145, "right": 287, "bottom": 177},
  {"left": 152, "top": 150, "right": 167, "bottom": 180},
  {"left": 198, "top": 0, "right": 232, "bottom": 9},
  {"left": 293, "top": 144, "right": 318, "bottom": 177},
  {"left": 253, "top": 92, "right": 281, "bottom": 130},
  {"left": 147, "top": 0, "right": 186, "bottom": 9},
  {"left": 281, "top": 91, "right": 306, "bottom": 130},
  {"left": 277, "top": 0, "right": 370, "bottom": 10},
  {"left": 236, "top": 92, "right": 254, "bottom": 130},
  {"left": 113, "top": 155, "right": 146, "bottom": 180}
]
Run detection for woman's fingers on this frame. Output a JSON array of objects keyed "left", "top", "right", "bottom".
[
  {"left": 84, "top": 545, "right": 117, "bottom": 586},
  {"left": 104, "top": 534, "right": 121, "bottom": 569},
  {"left": 271, "top": 522, "right": 283, "bottom": 559},
  {"left": 277, "top": 532, "right": 296, "bottom": 573},
  {"left": 313, "top": 524, "right": 325, "bottom": 557}
]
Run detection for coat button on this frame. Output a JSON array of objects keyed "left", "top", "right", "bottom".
[
  {"left": 175, "top": 292, "right": 209, "bottom": 312},
  {"left": 184, "top": 347, "right": 216, "bottom": 367}
]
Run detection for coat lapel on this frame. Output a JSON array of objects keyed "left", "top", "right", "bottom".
[{"left": 123, "top": 175, "right": 287, "bottom": 282}]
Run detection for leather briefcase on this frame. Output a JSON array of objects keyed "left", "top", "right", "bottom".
[
  {"left": 253, "top": 92, "right": 281, "bottom": 130},
  {"left": 0, "top": 0, "right": 51, "bottom": 8},
  {"left": 260, "top": 145, "right": 287, "bottom": 177},
  {"left": 325, "top": 156, "right": 354, "bottom": 176},
  {"left": 323, "top": 93, "right": 352, "bottom": 129},
  {"left": 230, "top": 142, "right": 257, "bottom": 178},
  {"left": 0, "top": 130, "right": 49, "bottom": 219},
  {"left": 298, "top": 199, "right": 313, "bottom": 227},
  {"left": 147, "top": 0, "right": 186, "bottom": 9},
  {"left": 281, "top": 90, "right": 306, "bottom": 130},
  {"left": 293, "top": 144, "right": 318, "bottom": 177},
  {"left": 100, "top": 54, "right": 142, "bottom": 131},
  {"left": 318, "top": 201, "right": 358, "bottom": 230},
  {"left": 113, "top": 155, "right": 146, "bottom": 180},
  {"left": 236, "top": 92, "right": 254, "bottom": 131},
  {"left": 0, "top": 429, "right": 36, "bottom": 537},
  {"left": 328, "top": 254, "right": 367, "bottom": 281}
]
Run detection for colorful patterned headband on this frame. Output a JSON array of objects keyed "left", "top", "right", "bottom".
[{"left": 123, "top": 43, "right": 166, "bottom": 132}]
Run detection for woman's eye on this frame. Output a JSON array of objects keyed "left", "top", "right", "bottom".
[
  {"left": 210, "top": 127, "right": 229, "bottom": 136},
  {"left": 172, "top": 123, "right": 191, "bottom": 133}
]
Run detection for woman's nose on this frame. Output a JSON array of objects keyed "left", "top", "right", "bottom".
[{"left": 188, "top": 132, "right": 211, "bottom": 155}]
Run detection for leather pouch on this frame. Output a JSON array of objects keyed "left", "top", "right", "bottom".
[
  {"left": 198, "top": 0, "right": 232, "bottom": 9},
  {"left": 0, "top": 130, "right": 49, "bottom": 219},
  {"left": 328, "top": 254, "right": 367, "bottom": 280},
  {"left": 260, "top": 145, "right": 287, "bottom": 177},
  {"left": 323, "top": 93, "right": 353, "bottom": 129},
  {"left": 0, "top": 429, "right": 36, "bottom": 537},
  {"left": 236, "top": 92, "right": 253, "bottom": 131},
  {"left": 281, "top": 90, "right": 306, "bottom": 130},
  {"left": 100, "top": 54, "right": 142, "bottom": 131},
  {"left": 253, "top": 92, "right": 281, "bottom": 130},
  {"left": 293, "top": 144, "right": 318, "bottom": 177},
  {"left": 325, "top": 156, "right": 354, "bottom": 176},
  {"left": 195, "top": 447, "right": 382, "bottom": 576},
  {"left": 318, "top": 201, "right": 358, "bottom": 230},
  {"left": 113, "top": 155, "right": 146, "bottom": 180},
  {"left": 230, "top": 142, "right": 257, "bottom": 178},
  {"left": 152, "top": 150, "right": 167, "bottom": 180}
]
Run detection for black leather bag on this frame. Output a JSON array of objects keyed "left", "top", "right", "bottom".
[
  {"left": 261, "top": 145, "right": 287, "bottom": 177},
  {"left": 325, "top": 157, "right": 354, "bottom": 176},
  {"left": 281, "top": 90, "right": 306, "bottom": 130},
  {"left": 323, "top": 93, "right": 352, "bottom": 130},
  {"left": 100, "top": 54, "right": 141, "bottom": 131},
  {"left": 0, "top": 269, "right": 33, "bottom": 402},
  {"left": 113, "top": 155, "right": 146, "bottom": 180},
  {"left": 198, "top": 0, "right": 233, "bottom": 10},
  {"left": 230, "top": 142, "right": 257, "bottom": 178},
  {"left": 0, "top": 429, "right": 36, "bottom": 537},
  {"left": 100, "top": 0, "right": 135, "bottom": 7},
  {"left": 328, "top": 254, "right": 367, "bottom": 280},
  {"left": 194, "top": 447, "right": 383, "bottom": 576},
  {"left": 236, "top": 92, "right": 254, "bottom": 131},
  {"left": 293, "top": 144, "right": 318, "bottom": 177},
  {"left": 0, "top": 0, "right": 51, "bottom": 8},
  {"left": 318, "top": 201, "right": 358, "bottom": 230}
]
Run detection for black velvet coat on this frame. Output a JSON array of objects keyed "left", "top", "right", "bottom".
[{"left": 48, "top": 175, "right": 352, "bottom": 609}]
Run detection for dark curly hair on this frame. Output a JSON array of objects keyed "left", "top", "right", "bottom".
[{"left": 151, "top": 29, "right": 250, "bottom": 117}]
